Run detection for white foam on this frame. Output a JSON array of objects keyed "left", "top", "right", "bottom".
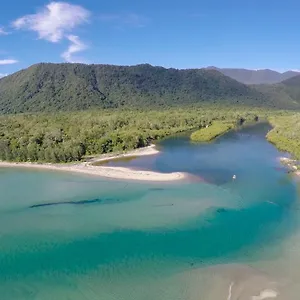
[
  {"left": 227, "top": 281, "right": 234, "bottom": 300},
  {"left": 252, "top": 289, "right": 278, "bottom": 300}
]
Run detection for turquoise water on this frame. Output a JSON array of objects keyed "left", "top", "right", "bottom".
[{"left": 0, "top": 123, "right": 300, "bottom": 299}]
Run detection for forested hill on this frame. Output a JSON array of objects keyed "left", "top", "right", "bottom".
[
  {"left": 207, "top": 67, "right": 300, "bottom": 85},
  {"left": 255, "top": 74, "right": 300, "bottom": 108},
  {"left": 0, "top": 63, "right": 276, "bottom": 114}
]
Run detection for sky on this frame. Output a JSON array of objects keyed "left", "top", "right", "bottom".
[{"left": 0, "top": 0, "right": 300, "bottom": 77}]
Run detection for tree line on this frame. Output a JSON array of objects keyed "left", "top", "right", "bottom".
[{"left": 0, "top": 106, "right": 270, "bottom": 163}]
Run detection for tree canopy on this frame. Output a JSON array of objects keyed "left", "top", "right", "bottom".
[{"left": 0, "top": 63, "right": 284, "bottom": 114}]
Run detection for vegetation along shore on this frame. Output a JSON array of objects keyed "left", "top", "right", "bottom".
[
  {"left": 190, "top": 121, "right": 235, "bottom": 142},
  {"left": 0, "top": 145, "right": 186, "bottom": 182},
  {"left": 1, "top": 63, "right": 300, "bottom": 179}
]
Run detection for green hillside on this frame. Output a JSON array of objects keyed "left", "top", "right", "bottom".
[
  {"left": 1, "top": 62, "right": 300, "bottom": 164},
  {"left": 206, "top": 67, "right": 300, "bottom": 84},
  {"left": 255, "top": 75, "right": 300, "bottom": 107},
  {"left": 280, "top": 75, "right": 300, "bottom": 101},
  {"left": 0, "top": 63, "right": 273, "bottom": 114}
]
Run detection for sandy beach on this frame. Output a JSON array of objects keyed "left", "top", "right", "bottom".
[{"left": 0, "top": 145, "right": 186, "bottom": 182}]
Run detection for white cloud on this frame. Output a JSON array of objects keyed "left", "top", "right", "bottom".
[
  {"left": 0, "top": 59, "right": 18, "bottom": 65},
  {"left": 13, "top": 2, "right": 90, "bottom": 43},
  {"left": 0, "top": 27, "right": 9, "bottom": 35},
  {"left": 0, "top": 73, "right": 8, "bottom": 78},
  {"left": 62, "top": 35, "right": 88, "bottom": 63}
]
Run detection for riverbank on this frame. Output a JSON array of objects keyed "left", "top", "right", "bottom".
[
  {"left": 279, "top": 157, "right": 300, "bottom": 176},
  {"left": 0, "top": 145, "right": 186, "bottom": 182},
  {"left": 87, "top": 144, "right": 159, "bottom": 163},
  {"left": 267, "top": 114, "right": 300, "bottom": 160}
]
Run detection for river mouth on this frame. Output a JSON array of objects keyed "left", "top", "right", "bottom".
[
  {"left": 0, "top": 122, "right": 299, "bottom": 300},
  {"left": 101, "top": 122, "right": 275, "bottom": 184}
]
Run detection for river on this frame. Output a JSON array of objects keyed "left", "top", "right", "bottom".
[{"left": 0, "top": 123, "right": 299, "bottom": 299}]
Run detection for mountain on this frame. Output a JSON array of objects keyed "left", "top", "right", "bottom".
[
  {"left": 282, "top": 74, "right": 300, "bottom": 86},
  {"left": 0, "top": 63, "right": 273, "bottom": 114},
  {"left": 254, "top": 74, "right": 300, "bottom": 108},
  {"left": 206, "top": 67, "right": 300, "bottom": 85}
]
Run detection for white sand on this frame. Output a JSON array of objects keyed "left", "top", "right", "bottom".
[
  {"left": 252, "top": 289, "right": 278, "bottom": 300},
  {"left": 172, "top": 263, "right": 281, "bottom": 300},
  {"left": 0, "top": 145, "right": 186, "bottom": 182}
]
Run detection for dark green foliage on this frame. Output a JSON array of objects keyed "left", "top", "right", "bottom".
[
  {"left": 0, "top": 107, "right": 269, "bottom": 163},
  {"left": 1, "top": 62, "right": 300, "bottom": 163},
  {"left": 0, "top": 63, "right": 273, "bottom": 114}
]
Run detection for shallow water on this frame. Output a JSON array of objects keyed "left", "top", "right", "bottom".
[{"left": 0, "top": 123, "right": 300, "bottom": 299}]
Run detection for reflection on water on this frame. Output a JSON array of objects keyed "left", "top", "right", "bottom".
[{"left": 0, "top": 123, "right": 299, "bottom": 300}]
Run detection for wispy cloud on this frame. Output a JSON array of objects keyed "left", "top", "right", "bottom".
[
  {"left": 0, "top": 73, "right": 8, "bottom": 78},
  {"left": 0, "top": 59, "right": 18, "bottom": 65},
  {"left": 0, "top": 27, "right": 9, "bottom": 35},
  {"left": 13, "top": 2, "right": 90, "bottom": 42},
  {"left": 62, "top": 35, "right": 88, "bottom": 63},
  {"left": 99, "top": 13, "right": 149, "bottom": 28},
  {"left": 13, "top": 1, "right": 90, "bottom": 62}
]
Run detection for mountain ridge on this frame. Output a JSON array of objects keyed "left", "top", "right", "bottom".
[
  {"left": 0, "top": 62, "right": 280, "bottom": 114},
  {"left": 206, "top": 66, "right": 300, "bottom": 84},
  {"left": 254, "top": 74, "right": 300, "bottom": 107}
]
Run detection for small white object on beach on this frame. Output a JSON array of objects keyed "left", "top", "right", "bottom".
[
  {"left": 227, "top": 282, "right": 234, "bottom": 300},
  {"left": 252, "top": 289, "right": 278, "bottom": 300}
]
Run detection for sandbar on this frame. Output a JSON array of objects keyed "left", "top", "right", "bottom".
[{"left": 0, "top": 145, "right": 186, "bottom": 182}]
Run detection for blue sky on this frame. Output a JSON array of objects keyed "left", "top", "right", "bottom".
[{"left": 0, "top": 0, "right": 300, "bottom": 77}]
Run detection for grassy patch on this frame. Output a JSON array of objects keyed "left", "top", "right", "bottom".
[{"left": 190, "top": 121, "right": 234, "bottom": 142}]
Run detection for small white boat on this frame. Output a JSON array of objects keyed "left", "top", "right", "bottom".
[{"left": 232, "top": 175, "right": 236, "bottom": 180}]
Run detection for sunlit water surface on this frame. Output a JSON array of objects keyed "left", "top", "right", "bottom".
[{"left": 1, "top": 123, "right": 300, "bottom": 300}]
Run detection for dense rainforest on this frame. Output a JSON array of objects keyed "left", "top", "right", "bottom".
[
  {"left": 0, "top": 107, "right": 270, "bottom": 163},
  {"left": 0, "top": 63, "right": 296, "bottom": 114},
  {"left": 1, "top": 63, "right": 300, "bottom": 163}
]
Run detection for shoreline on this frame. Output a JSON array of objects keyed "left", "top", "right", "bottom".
[
  {"left": 87, "top": 144, "right": 160, "bottom": 163},
  {"left": 0, "top": 145, "right": 187, "bottom": 182},
  {"left": 278, "top": 157, "right": 300, "bottom": 176}
]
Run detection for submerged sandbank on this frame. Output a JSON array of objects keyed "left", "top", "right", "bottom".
[{"left": 0, "top": 145, "right": 186, "bottom": 182}]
